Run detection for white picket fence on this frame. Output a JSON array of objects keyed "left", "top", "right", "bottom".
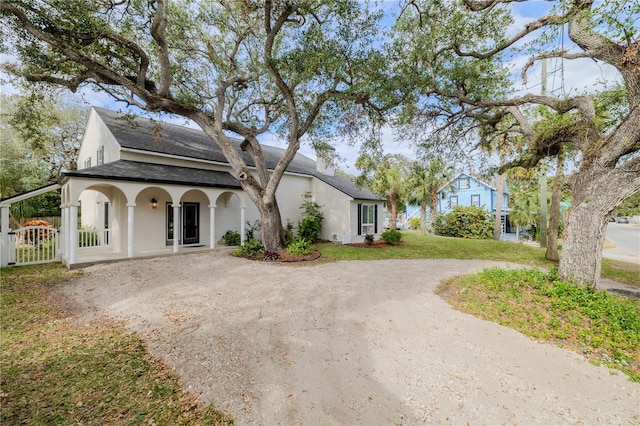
[
  {"left": 8, "top": 226, "right": 60, "bottom": 266},
  {"left": 3, "top": 227, "right": 111, "bottom": 267}
]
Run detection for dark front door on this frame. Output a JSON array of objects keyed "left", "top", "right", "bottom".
[{"left": 182, "top": 202, "right": 200, "bottom": 245}]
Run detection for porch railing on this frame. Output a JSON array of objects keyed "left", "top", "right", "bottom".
[{"left": 78, "top": 228, "right": 111, "bottom": 249}]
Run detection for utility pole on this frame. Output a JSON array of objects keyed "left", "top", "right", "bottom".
[{"left": 539, "top": 58, "right": 548, "bottom": 248}]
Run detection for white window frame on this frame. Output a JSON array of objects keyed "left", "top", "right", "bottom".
[
  {"left": 83, "top": 157, "right": 91, "bottom": 169},
  {"left": 450, "top": 195, "right": 458, "bottom": 208},
  {"left": 97, "top": 146, "right": 104, "bottom": 165},
  {"left": 361, "top": 204, "right": 375, "bottom": 235}
]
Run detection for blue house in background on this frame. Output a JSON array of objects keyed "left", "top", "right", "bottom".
[{"left": 406, "top": 172, "right": 514, "bottom": 237}]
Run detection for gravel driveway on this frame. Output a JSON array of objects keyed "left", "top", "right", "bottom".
[{"left": 63, "top": 250, "right": 640, "bottom": 425}]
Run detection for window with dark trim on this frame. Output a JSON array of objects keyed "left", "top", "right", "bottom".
[
  {"left": 471, "top": 194, "right": 480, "bottom": 206},
  {"left": 450, "top": 195, "right": 458, "bottom": 208},
  {"left": 459, "top": 177, "right": 470, "bottom": 189},
  {"left": 357, "top": 203, "right": 378, "bottom": 235}
]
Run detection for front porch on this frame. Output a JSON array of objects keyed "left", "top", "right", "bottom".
[{"left": 1, "top": 171, "right": 251, "bottom": 269}]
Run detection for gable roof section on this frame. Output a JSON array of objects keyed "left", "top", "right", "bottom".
[
  {"left": 440, "top": 172, "right": 507, "bottom": 194},
  {"left": 64, "top": 160, "right": 242, "bottom": 189},
  {"left": 91, "top": 108, "right": 381, "bottom": 201}
]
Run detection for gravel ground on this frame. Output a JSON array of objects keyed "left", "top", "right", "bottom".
[{"left": 62, "top": 251, "right": 640, "bottom": 425}]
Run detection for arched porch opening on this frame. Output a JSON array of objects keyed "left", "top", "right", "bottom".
[
  {"left": 215, "top": 191, "right": 245, "bottom": 245},
  {"left": 77, "top": 184, "right": 126, "bottom": 245},
  {"left": 134, "top": 187, "right": 174, "bottom": 252}
]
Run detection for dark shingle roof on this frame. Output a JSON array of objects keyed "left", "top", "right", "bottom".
[
  {"left": 92, "top": 107, "right": 381, "bottom": 200},
  {"left": 65, "top": 160, "right": 241, "bottom": 189}
]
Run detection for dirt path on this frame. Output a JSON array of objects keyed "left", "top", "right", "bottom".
[{"left": 62, "top": 251, "right": 640, "bottom": 425}]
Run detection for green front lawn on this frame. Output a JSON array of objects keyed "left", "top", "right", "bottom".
[{"left": 315, "top": 231, "right": 640, "bottom": 286}]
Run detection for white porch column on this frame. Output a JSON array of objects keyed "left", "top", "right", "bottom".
[
  {"left": 240, "top": 206, "right": 246, "bottom": 245},
  {"left": 69, "top": 203, "right": 79, "bottom": 265},
  {"left": 59, "top": 206, "right": 67, "bottom": 257},
  {"left": 173, "top": 204, "right": 180, "bottom": 253},
  {"left": 209, "top": 205, "right": 216, "bottom": 249},
  {"left": 1, "top": 206, "right": 9, "bottom": 267},
  {"left": 127, "top": 203, "right": 135, "bottom": 258},
  {"left": 63, "top": 206, "right": 70, "bottom": 261}
]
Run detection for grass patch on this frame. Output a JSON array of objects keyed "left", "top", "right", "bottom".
[
  {"left": 602, "top": 258, "right": 640, "bottom": 287},
  {"left": 436, "top": 268, "right": 640, "bottom": 382},
  {"left": 1, "top": 264, "right": 233, "bottom": 425},
  {"left": 317, "top": 231, "right": 549, "bottom": 264},
  {"left": 315, "top": 231, "right": 639, "bottom": 284}
]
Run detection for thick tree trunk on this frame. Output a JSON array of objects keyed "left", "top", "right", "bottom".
[
  {"left": 546, "top": 149, "right": 565, "bottom": 261},
  {"left": 420, "top": 203, "right": 427, "bottom": 235},
  {"left": 559, "top": 202, "right": 609, "bottom": 288},
  {"left": 258, "top": 198, "right": 286, "bottom": 251},
  {"left": 559, "top": 160, "right": 640, "bottom": 287}
]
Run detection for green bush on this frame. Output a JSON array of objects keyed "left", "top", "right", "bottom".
[
  {"left": 298, "top": 216, "right": 322, "bottom": 242},
  {"left": 433, "top": 206, "right": 493, "bottom": 239},
  {"left": 381, "top": 229, "right": 402, "bottom": 245},
  {"left": 284, "top": 219, "right": 295, "bottom": 245},
  {"left": 286, "top": 237, "right": 311, "bottom": 255},
  {"left": 409, "top": 217, "right": 421, "bottom": 230},
  {"left": 245, "top": 220, "right": 260, "bottom": 241},
  {"left": 297, "top": 192, "right": 324, "bottom": 242},
  {"left": 223, "top": 230, "right": 241, "bottom": 246},
  {"left": 236, "top": 238, "right": 263, "bottom": 256}
]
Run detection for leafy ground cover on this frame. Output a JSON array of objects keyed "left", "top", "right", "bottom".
[
  {"left": 436, "top": 268, "right": 640, "bottom": 382},
  {"left": 316, "top": 231, "right": 640, "bottom": 285},
  {"left": 1, "top": 264, "right": 233, "bottom": 425}
]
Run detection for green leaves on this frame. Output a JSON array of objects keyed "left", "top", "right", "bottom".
[{"left": 433, "top": 205, "right": 494, "bottom": 239}]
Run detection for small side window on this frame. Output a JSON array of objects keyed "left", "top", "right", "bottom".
[{"left": 97, "top": 146, "right": 104, "bottom": 165}]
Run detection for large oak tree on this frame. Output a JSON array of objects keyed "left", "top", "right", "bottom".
[
  {"left": 1, "top": 0, "right": 386, "bottom": 251},
  {"left": 392, "top": 0, "right": 640, "bottom": 287}
]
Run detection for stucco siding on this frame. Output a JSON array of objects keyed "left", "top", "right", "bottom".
[
  {"left": 77, "top": 109, "right": 120, "bottom": 169},
  {"left": 312, "top": 177, "right": 352, "bottom": 242},
  {"left": 275, "top": 174, "right": 313, "bottom": 227}
]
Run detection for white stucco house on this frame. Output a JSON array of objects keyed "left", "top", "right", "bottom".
[{"left": 0, "top": 107, "right": 383, "bottom": 268}]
